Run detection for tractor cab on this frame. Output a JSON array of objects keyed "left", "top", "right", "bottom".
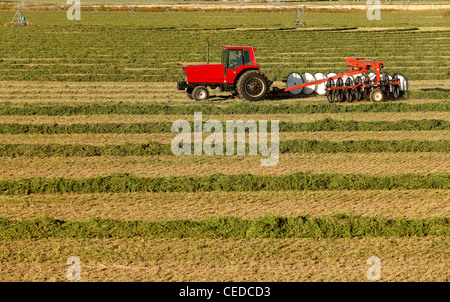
[
  {"left": 221, "top": 46, "right": 256, "bottom": 70},
  {"left": 221, "top": 46, "right": 259, "bottom": 84}
]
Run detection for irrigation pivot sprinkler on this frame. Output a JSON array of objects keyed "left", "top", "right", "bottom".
[
  {"left": 295, "top": 5, "right": 306, "bottom": 26},
  {"left": 177, "top": 46, "right": 407, "bottom": 102},
  {"left": 11, "top": 7, "right": 26, "bottom": 26}
]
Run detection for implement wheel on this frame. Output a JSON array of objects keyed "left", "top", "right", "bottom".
[
  {"left": 354, "top": 76, "right": 363, "bottom": 101},
  {"left": 391, "top": 74, "right": 402, "bottom": 99},
  {"left": 363, "top": 77, "right": 372, "bottom": 101},
  {"left": 370, "top": 88, "right": 386, "bottom": 102},
  {"left": 326, "top": 78, "right": 334, "bottom": 103},
  {"left": 344, "top": 77, "right": 354, "bottom": 102},
  {"left": 335, "top": 78, "right": 344, "bottom": 103}
]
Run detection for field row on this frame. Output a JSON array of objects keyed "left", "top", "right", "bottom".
[
  {"left": 0, "top": 93, "right": 447, "bottom": 105},
  {"left": 2, "top": 11, "right": 450, "bottom": 28},
  {"left": 0, "top": 119, "right": 447, "bottom": 134},
  {"left": 0, "top": 100, "right": 448, "bottom": 115},
  {"left": 1, "top": 111, "right": 449, "bottom": 124},
  {"left": 0, "top": 172, "right": 448, "bottom": 195},
  {"left": 0, "top": 79, "right": 448, "bottom": 107},
  {"left": 0, "top": 139, "right": 448, "bottom": 157},
  {"left": 0, "top": 152, "right": 448, "bottom": 179},
  {"left": 1, "top": 130, "right": 448, "bottom": 146},
  {"left": 1, "top": 189, "right": 448, "bottom": 220},
  {"left": 0, "top": 215, "right": 449, "bottom": 239},
  {"left": 1, "top": 236, "right": 448, "bottom": 282}
]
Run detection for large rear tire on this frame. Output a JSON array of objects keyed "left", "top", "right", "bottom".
[{"left": 236, "top": 70, "right": 270, "bottom": 102}]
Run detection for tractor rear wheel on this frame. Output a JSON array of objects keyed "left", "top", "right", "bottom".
[
  {"left": 236, "top": 70, "right": 270, "bottom": 102},
  {"left": 192, "top": 86, "right": 209, "bottom": 101}
]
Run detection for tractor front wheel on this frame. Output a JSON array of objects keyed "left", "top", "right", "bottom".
[
  {"left": 192, "top": 86, "right": 209, "bottom": 101},
  {"left": 236, "top": 70, "right": 270, "bottom": 102}
]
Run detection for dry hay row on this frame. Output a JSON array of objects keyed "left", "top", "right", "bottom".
[
  {"left": 0, "top": 237, "right": 448, "bottom": 282},
  {"left": 0, "top": 152, "right": 448, "bottom": 180},
  {"left": 0, "top": 130, "right": 448, "bottom": 145},
  {"left": 0, "top": 188, "right": 448, "bottom": 221}
]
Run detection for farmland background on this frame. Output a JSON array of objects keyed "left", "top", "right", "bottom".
[{"left": 0, "top": 3, "right": 449, "bottom": 281}]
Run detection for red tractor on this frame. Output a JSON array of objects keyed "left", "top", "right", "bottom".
[{"left": 177, "top": 46, "right": 272, "bottom": 101}]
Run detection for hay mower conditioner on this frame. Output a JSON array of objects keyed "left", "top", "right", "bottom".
[{"left": 176, "top": 46, "right": 408, "bottom": 102}]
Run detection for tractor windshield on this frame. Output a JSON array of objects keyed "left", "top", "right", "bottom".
[
  {"left": 223, "top": 48, "right": 253, "bottom": 69},
  {"left": 228, "top": 49, "right": 243, "bottom": 69}
]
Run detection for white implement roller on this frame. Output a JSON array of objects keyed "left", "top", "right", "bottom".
[{"left": 286, "top": 72, "right": 303, "bottom": 95}]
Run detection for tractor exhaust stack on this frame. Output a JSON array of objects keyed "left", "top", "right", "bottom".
[{"left": 206, "top": 39, "right": 209, "bottom": 64}]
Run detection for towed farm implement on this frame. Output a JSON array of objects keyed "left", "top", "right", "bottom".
[{"left": 177, "top": 45, "right": 408, "bottom": 102}]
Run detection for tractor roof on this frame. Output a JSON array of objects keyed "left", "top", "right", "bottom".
[{"left": 221, "top": 46, "right": 255, "bottom": 50}]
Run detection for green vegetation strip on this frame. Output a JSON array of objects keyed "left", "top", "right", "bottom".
[
  {"left": 0, "top": 139, "right": 447, "bottom": 157},
  {"left": 0, "top": 215, "right": 448, "bottom": 239},
  {"left": 0, "top": 119, "right": 448, "bottom": 134},
  {"left": 0, "top": 172, "right": 448, "bottom": 195},
  {"left": 0, "top": 101, "right": 448, "bottom": 116}
]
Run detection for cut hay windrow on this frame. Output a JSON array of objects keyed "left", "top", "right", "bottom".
[
  {"left": 0, "top": 139, "right": 447, "bottom": 157},
  {"left": 0, "top": 101, "right": 448, "bottom": 116},
  {"left": 0, "top": 119, "right": 448, "bottom": 134},
  {"left": 0, "top": 215, "right": 447, "bottom": 239},
  {"left": 0, "top": 172, "right": 448, "bottom": 195}
]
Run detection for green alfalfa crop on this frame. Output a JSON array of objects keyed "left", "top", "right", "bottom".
[
  {"left": 0, "top": 119, "right": 447, "bottom": 134},
  {"left": 0, "top": 172, "right": 448, "bottom": 195},
  {"left": 0, "top": 138, "right": 447, "bottom": 157},
  {"left": 0, "top": 101, "right": 448, "bottom": 116},
  {"left": 0, "top": 215, "right": 448, "bottom": 239}
]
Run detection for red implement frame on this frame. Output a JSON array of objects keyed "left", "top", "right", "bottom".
[{"left": 282, "top": 57, "right": 399, "bottom": 93}]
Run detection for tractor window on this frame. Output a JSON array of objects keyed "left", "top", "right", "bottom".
[
  {"left": 243, "top": 49, "right": 252, "bottom": 65},
  {"left": 221, "top": 49, "right": 227, "bottom": 65},
  {"left": 228, "top": 49, "right": 243, "bottom": 69}
]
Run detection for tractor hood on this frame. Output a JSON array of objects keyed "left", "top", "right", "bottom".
[{"left": 183, "top": 64, "right": 224, "bottom": 83}]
